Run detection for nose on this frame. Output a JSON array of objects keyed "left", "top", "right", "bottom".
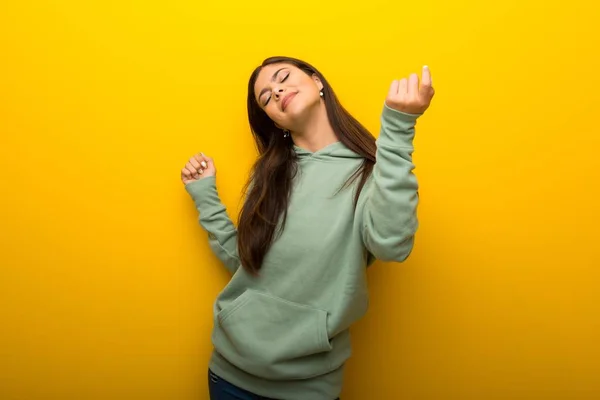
[{"left": 272, "top": 85, "right": 285, "bottom": 99}]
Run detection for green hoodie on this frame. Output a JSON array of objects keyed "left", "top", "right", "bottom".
[{"left": 185, "top": 104, "right": 420, "bottom": 399}]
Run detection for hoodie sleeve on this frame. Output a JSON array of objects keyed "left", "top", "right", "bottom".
[
  {"left": 360, "top": 103, "right": 421, "bottom": 263},
  {"left": 185, "top": 176, "right": 240, "bottom": 273}
]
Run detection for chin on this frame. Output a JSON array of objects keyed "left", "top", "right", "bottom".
[{"left": 285, "top": 96, "right": 319, "bottom": 119}]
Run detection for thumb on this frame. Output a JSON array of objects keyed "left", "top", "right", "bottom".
[
  {"left": 200, "top": 153, "right": 216, "bottom": 172},
  {"left": 420, "top": 65, "right": 434, "bottom": 99},
  {"left": 421, "top": 65, "right": 432, "bottom": 87}
]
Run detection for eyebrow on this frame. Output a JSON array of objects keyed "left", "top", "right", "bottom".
[{"left": 257, "top": 68, "right": 286, "bottom": 102}]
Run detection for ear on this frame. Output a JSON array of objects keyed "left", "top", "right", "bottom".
[{"left": 312, "top": 74, "right": 324, "bottom": 91}]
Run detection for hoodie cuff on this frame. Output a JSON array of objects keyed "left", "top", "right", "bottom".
[
  {"left": 185, "top": 176, "right": 218, "bottom": 207},
  {"left": 378, "top": 103, "right": 420, "bottom": 147}
]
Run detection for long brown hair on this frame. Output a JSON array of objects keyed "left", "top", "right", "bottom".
[{"left": 237, "top": 56, "right": 376, "bottom": 275}]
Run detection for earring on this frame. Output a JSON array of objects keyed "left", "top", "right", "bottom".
[
  {"left": 283, "top": 129, "right": 290, "bottom": 138},
  {"left": 319, "top": 90, "right": 324, "bottom": 97}
]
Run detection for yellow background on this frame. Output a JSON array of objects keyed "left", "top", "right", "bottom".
[{"left": 1, "top": 0, "right": 599, "bottom": 399}]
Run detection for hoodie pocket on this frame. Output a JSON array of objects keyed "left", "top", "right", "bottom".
[{"left": 213, "top": 289, "right": 334, "bottom": 380}]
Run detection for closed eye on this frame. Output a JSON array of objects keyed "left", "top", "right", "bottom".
[{"left": 263, "top": 71, "right": 290, "bottom": 106}]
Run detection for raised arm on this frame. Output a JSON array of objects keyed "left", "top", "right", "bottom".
[{"left": 360, "top": 66, "right": 435, "bottom": 262}]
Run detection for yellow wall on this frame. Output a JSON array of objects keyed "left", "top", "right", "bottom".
[{"left": 1, "top": 0, "right": 599, "bottom": 399}]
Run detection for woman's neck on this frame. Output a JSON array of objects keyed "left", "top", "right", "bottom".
[{"left": 290, "top": 104, "right": 338, "bottom": 153}]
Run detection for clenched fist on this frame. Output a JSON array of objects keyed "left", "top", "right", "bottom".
[
  {"left": 181, "top": 153, "right": 216, "bottom": 185},
  {"left": 386, "top": 65, "right": 435, "bottom": 115}
]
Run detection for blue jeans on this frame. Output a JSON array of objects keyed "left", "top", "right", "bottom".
[{"left": 208, "top": 369, "right": 340, "bottom": 400}]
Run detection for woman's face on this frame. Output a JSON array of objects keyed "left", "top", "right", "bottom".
[{"left": 253, "top": 63, "right": 324, "bottom": 131}]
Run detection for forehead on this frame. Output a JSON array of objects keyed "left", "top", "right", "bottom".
[{"left": 254, "top": 63, "right": 294, "bottom": 93}]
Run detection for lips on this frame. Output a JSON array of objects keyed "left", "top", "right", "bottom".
[{"left": 281, "top": 92, "right": 297, "bottom": 111}]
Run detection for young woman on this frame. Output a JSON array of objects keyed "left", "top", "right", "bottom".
[{"left": 181, "top": 56, "right": 434, "bottom": 400}]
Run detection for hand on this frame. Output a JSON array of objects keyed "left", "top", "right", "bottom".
[
  {"left": 386, "top": 65, "right": 435, "bottom": 115},
  {"left": 181, "top": 153, "right": 216, "bottom": 185}
]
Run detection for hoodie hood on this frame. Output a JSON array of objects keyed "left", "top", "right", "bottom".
[{"left": 293, "top": 141, "right": 363, "bottom": 162}]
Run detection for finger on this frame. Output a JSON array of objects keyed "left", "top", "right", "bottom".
[
  {"left": 201, "top": 152, "right": 213, "bottom": 166},
  {"left": 399, "top": 78, "right": 408, "bottom": 94},
  {"left": 408, "top": 73, "right": 419, "bottom": 98},
  {"left": 189, "top": 157, "right": 202, "bottom": 170},
  {"left": 185, "top": 162, "right": 197, "bottom": 172},
  {"left": 190, "top": 168, "right": 200, "bottom": 179},
  {"left": 388, "top": 80, "right": 399, "bottom": 97},
  {"left": 196, "top": 153, "right": 214, "bottom": 169},
  {"left": 193, "top": 154, "right": 207, "bottom": 169},
  {"left": 182, "top": 168, "right": 196, "bottom": 182},
  {"left": 181, "top": 168, "right": 192, "bottom": 179},
  {"left": 181, "top": 170, "right": 192, "bottom": 183},
  {"left": 185, "top": 163, "right": 200, "bottom": 179}
]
